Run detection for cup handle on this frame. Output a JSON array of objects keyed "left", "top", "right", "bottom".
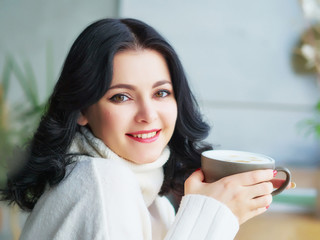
[{"left": 271, "top": 166, "right": 291, "bottom": 196}]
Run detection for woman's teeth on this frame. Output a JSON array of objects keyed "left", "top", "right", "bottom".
[{"left": 132, "top": 131, "right": 157, "bottom": 139}]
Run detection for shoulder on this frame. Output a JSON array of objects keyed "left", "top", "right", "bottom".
[
  {"left": 20, "top": 156, "right": 143, "bottom": 239},
  {"left": 56, "top": 155, "right": 141, "bottom": 201},
  {"left": 67, "top": 156, "right": 136, "bottom": 184},
  {"left": 31, "top": 155, "right": 144, "bottom": 214},
  {"left": 70, "top": 155, "right": 135, "bottom": 180}
]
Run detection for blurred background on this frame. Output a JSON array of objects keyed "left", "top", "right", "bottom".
[{"left": 0, "top": 0, "right": 319, "bottom": 239}]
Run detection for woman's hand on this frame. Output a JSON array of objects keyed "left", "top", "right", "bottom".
[
  {"left": 184, "top": 169, "right": 274, "bottom": 225},
  {"left": 271, "top": 178, "right": 296, "bottom": 189}
]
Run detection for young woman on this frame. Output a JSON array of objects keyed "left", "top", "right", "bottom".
[{"left": 2, "top": 18, "right": 286, "bottom": 239}]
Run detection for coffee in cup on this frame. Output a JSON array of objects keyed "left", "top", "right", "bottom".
[{"left": 201, "top": 150, "right": 291, "bottom": 196}]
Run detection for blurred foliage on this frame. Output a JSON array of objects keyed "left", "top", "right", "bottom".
[
  {"left": 292, "top": 23, "right": 320, "bottom": 139},
  {"left": 292, "top": 24, "right": 320, "bottom": 75},
  {"left": 301, "top": 102, "right": 320, "bottom": 139},
  {"left": 0, "top": 45, "right": 55, "bottom": 185}
]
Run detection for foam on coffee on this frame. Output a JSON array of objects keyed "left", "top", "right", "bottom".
[{"left": 202, "top": 150, "right": 273, "bottom": 164}]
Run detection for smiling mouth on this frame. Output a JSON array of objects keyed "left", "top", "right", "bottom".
[
  {"left": 126, "top": 129, "right": 161, "bottom": 143},
  {"left": 132, "top": 131, "right": 157, "bottom": 139}
]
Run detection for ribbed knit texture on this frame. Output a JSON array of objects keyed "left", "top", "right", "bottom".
[{"left": 166, "top": 195, "right": 239, "bottom": 240}]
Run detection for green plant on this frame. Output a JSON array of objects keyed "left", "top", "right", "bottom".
[
  {"left": 0, "top": 45, "right": 55, "bottom": 185},
  {"left": 0, "top": 84, "right": 11, "bottom": 184},
  {"left": 302, "top": 102, "right": 320, "bottom": 139},
  {"left": 293, "top": 0, "right": 320, "bottom": 139}
]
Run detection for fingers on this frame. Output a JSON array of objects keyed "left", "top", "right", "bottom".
[
  {"left": 289, "top": 182, "right": 297, "bottom": 189},
  {"left": 250, "top": 194, "right": 272, "bottom": 210},
  {"left": 184, "top": 169, "right": 205, "bottom": 195},
  {"left": 247, "top": 181, "right": 273, "bottom": 199},
  {"left": 226, "top": 169, "right": 274, "bottom": 186},
  {"left": 270, "top": 178, "right": 285, "bottom": 188},
  {"left": 271, "top": 179, "right": 296, "bottom": 189},
  {"left": 240, "top": 207, "right": 268, "bottom": 225},
  {"left": 184, "top": 168, "right": 294, "bottom": 226},
  {"left": 237, "top": 194, "right": 272, "bottom": 224},
  {"left": 188, "top": 168, "right": 205, "bottom": 182}
]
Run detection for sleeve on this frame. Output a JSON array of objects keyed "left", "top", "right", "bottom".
[
  {"left": 20, "top": 158, "right": 151, "bottom": 240},
  {"left": 165, "top": 194, "right": 239, "bottom": 240}
]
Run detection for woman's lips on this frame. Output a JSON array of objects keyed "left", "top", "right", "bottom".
[{"left": 126, "top": 129, "right": 161, "bottom": 143}]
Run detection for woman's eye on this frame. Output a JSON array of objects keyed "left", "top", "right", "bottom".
[
  {"left": 154, "top": 90, "right": 170, "bottom": 98},
  {"left": 109, "top": 94, "right": 129, "bottom": 103}
]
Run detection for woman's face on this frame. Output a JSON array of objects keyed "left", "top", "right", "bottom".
[{"left": 79, "top": 49, "right": 177, "bottom": 164}]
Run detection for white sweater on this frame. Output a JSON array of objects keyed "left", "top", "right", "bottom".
[{"left": 20, "top": 127, "right": 239, "bottom": 240}]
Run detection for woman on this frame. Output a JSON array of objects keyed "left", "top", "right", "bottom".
[{"left": 2, "top": 18, "right": 282, "bottom": 239}]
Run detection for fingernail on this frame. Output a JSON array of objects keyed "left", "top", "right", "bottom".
[
  {"left": 273, "top": 170, "right": 278, "bottom": 177},
  {"left": 195, "top": 168, "right": 201, "bottom": 172},
  {"left": 291, "top": 182, "right": 296, "bottom": 189},
  {"left": 266, "top": 205, "right": 270, "bottom": 209}
]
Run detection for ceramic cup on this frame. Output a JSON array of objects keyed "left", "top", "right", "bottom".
[{"left": 201, "top": 150, "right": 291, "bottom": 196}]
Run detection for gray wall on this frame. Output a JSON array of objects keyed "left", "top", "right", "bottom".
[
  {"left": 0, "top": 0, "right": 119, "bottom": 102},
  {"left": 120, "top": 0, "right": 320, "bottom": 166},
  {"left": 0, "top": 0, "right": 319, "bottom": 166}
]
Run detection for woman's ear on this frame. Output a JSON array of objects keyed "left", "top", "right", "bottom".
[{"left": 77, "top": 112, "right": 88, "bottom": 126}]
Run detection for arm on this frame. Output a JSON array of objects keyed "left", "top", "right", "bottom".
[
  {"left": 165, "top": 194, "right": 239, "bottom": 240},
  {"left": 164, "top": 169, "right": 275, "bottom": 240}
]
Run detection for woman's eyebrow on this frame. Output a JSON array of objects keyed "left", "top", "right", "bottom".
[
  {"left": 109, "top": 80, "right": 172, "bottom": 90},
  {"left": 108, "top": 84, "right": 135, "bottom": 90},
  {"left": 152, "top": 80, "right": 172, "bottom": 88}
]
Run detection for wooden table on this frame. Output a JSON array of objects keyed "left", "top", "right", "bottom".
[
  {"left": 235, "top": 212, "right": 320, "bottom": 240},
  {"left": 235, "top": 168, "right": 320, "bottom": 240}
]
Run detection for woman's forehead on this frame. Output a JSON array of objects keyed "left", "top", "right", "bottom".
[{"left": 111, "top": 49, "right": 171, "bottom": 86}]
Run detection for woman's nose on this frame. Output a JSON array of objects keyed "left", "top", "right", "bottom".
[{"left": 134, "top": 100, "right": 158, "bottom": 123}]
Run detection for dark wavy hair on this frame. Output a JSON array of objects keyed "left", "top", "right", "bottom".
[{"left": 1, "top": 18, "right": 212, "bottom": 211}]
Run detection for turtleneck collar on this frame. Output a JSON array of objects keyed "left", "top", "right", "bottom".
[{"left": 68, "top": 127, "right": 170, "bottom": 207}]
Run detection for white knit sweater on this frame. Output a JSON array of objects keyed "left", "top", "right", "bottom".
[{"left": 20, "top": 127, "right": 239, "bottom": 240}]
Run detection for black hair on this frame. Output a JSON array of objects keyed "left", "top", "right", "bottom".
[{"left": 1, "top": 18, "right": 212, "bottom": 211}]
